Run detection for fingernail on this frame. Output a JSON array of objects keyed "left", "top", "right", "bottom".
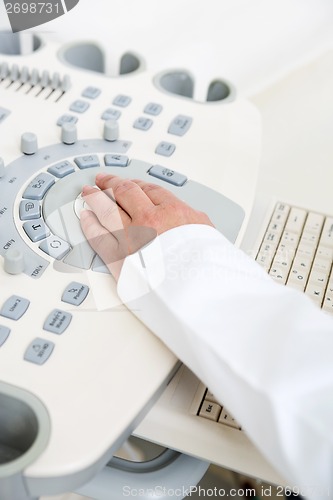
[
  {"left": 81, "top": 185, "right": 92, "bottom": 195},
  {"left": 95, "top": 173, "right": 110, "bottom": 181}
]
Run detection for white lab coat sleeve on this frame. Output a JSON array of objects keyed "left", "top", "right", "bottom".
[{"left": 117, "top": 224, "right": 333, "bottom": 498}]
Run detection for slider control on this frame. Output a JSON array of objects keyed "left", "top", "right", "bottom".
[
  {"left": 103, "top": 119, "right": 119, "bottom": 142},
  {"left": 4, "top": 248, "right": 25, "bottom": 275},
  {"left": 21, "top": 132, "right": 38, "bottom": 155},
  {"left": 61, "top": 123, "right": 77, "bottom": 145}
]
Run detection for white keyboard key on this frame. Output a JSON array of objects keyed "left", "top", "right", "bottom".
[
  {"left": 273, "top": 246, "right": 295, "bottom": 269},
  {"left": 285, "top": 207, "right": 307, "bottom": 233},
  {"left": 312, "top": 257, "right": 332, "bottom": 274},
  {"left": 256, "top": 242, "right": 277, "bottom": 270},
  {"left": 262, "top": 230, "right": 281, "bottom": 249},
  {"left": 308, "top": 269, "right": 329, "bottom": 287},
  {"left": 271, "top": 202, "right": 290, "bottom": 225},
  {"left": 315, "top": 245, "right": 333, "bottom": 261},
  {"left": 280, "top": 230, "right": 300, "bottom": 247},
  {"left": 300, "top": 230, "right": 320, "bottom": 247},
  {"left": 269, "top": 265, "right": 288, "bottom": 284},
  {"left": 218, "top": 408, "right": 241, "bottom": 429},
  {"left": 304, "top": 212, "right": 324, "bottom": 234},
  {"left": 267, "top": 220, "right": 284, "bottom": 234},
  {"left": 296, "top": 241, "right": 316, "bottom": 260},
  {"left": 199, "top": 400, "right": 222, "bottom": 422},
  {"left": 305, "top": 282, "right": 325, "bottom": 305},
  {"left": 205, "top": 391, "right": 219, "bottom": 404},
  {"left": 320, "top": 217, "right": 333, "bottom": 248},
  {"left": 322, "top": 287, "right": 333, "bottom": 314}
]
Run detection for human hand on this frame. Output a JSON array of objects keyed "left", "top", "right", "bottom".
[{"left": 80, "top": 173, "right": 214, "bottom": 280}]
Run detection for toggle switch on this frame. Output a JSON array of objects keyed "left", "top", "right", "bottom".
[
  {"left": 103, "top": 119, "right": 119, "bottom": 142},
  {"left": 21, "top": 132, "right": 38, "bottom": 155}
]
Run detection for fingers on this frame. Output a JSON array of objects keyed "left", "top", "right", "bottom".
[
  {"left": 132, "top": 179, "right": 180, "bottom": 206},
  {"left": 95, "top": 173, "right": 154, "bottom": 216},
  {"left": 81, "top": 185, "right": 130, "bottom": 232},
  {"left": 80, "top": 209, "right": 124, "bottom": 280}
]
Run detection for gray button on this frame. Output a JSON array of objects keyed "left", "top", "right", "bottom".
[
  {"left": 23, "top": 219, "right": 50, "bottom": 242},
  {"left": 74, "top": 155, "right": 100, "bottom": 169},
  {"left": 113, "top": 94, "right": 131, "bottom": 107},
  {"left": 19, "top": 200, "right": 41, "bottom": 220},
  {"left": 104, "top": 154, "right": 128, "bottom": 167},
  {"left": 0, "top": 295, "right": 30, "bottom": 320},
  {"left": 43, "top": 310, "right": 72, "bottom": 335},
  {"left": 82, "top": 86, "right": 101, "bottom": 99},
  {"left": 92, "top": 255, "right": 111, "bottom": 274},
  {"left": 24, "top": 338, "right": 55, "bottom": 365},
  {"left": 168, "top": 115, "right": 192, "bottom": 136},
  {"left": 22, "top": 173, "right": 55, "bottom": 200},
  {"left": 148, "top": 165, "right": 187, "bottom": 186},
  {"left": 57, "top": 114, "right": 78, "bottom": 126},
  {"left": 39, "top": 236, "right": 71, "bottom": 260},
  {"left": 70, "top": 100, "right": 90, "bottom": 113},
  {"left": 144, "top": 103, "right": 163, "bottom": 116},
  {"left": 155, "top": 141, "right": 176, "bottom": 157},
  {"left": 133, "top": 117, "right": 153, "bottom": 131},
  {"left": 48, "top": 160, "right": 75, "bottom": 178},
  {"left": 62, "top": 282, "right": 89, "bottom": 306},
  {"left": 101, "top": 108, "right": 121, "bottom": 120},
  {"left": 0, "top": 326, "right": 10, "bottom": 347}
]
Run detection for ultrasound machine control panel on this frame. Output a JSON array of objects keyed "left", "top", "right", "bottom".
[{"left": 0, "top": 33, "right": 261, "bottom": 497}]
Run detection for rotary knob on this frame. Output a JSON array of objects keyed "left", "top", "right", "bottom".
[
  {"left": 21, "top": 132, "right": 38, "bottom": 155},
  {"left": 4, "top": 248, "right": 25, "bottom": 275},
  {"left": 103, "top": 119, "right": 119, "bottom": 142},
  {"left": 61, "top": 123, "right": 77, "bottom": 145}
]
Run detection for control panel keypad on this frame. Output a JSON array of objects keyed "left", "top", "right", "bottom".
[
  {"left": 113, "top": 94, "right": 131, "bottom": 107},
  {"left": 24, "top": 338, "right": 55, "bottom": 365},
  {"left": 47, "top": 160, "right": 75, "bottom": 178},
  {"left": 23, "top": 219, "right": 51, "bottom": 242},
  {"left": 22, "top": 173, "right": 55, "bottom": 200},
  {"left": 70, "top": 100, "right": 90, "bottom": 113},
  {"left": 19, "top": 200, "right": 41, "bottom": 221},
  {"left": 104, "top": 154, "right": 128, "bottom": 167},
  {"left": 74, "top": 155, "right": 100, "bottom": 169},
  {"left": 101, "top": 108, "right": 121, "bottom": 121},
  {"left": 62, "top": 282, "right": 89, "bottom": 306},
  {"left": 39, "top": 236, "right": 71, "bottom": 260},
  {"left": 0, "top": 295, "right": 30, "bottom": 320},
  {"left": 144, "top": 103, "right": 163, "bottom": 116},
  {"left": 43, "top": 309, "right": 72, "bottom": 335},
  {"left": 133, "top": 117, "right": 153, "bottom": 131}
]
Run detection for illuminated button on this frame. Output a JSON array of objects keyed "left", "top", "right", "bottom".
[
  {"left": 148, "top": 165, "right": 187, "bottom": 186},
  {"left": 43, "top": 309, "right": 72, "bottom": 335},
  {"left": 0, "top": 295, "right": 30, "bottom": 320},
  {"left": 24, "top": 338, "right": 55, "bottom": 365}
]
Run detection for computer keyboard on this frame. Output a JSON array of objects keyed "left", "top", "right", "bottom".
[{"left": 197, "top": 201, "right": 333, "bottom": 428}]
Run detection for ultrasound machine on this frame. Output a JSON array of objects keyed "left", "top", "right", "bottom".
[{"left": 0, "top": 3, "right": 332, "bottom": 498}]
